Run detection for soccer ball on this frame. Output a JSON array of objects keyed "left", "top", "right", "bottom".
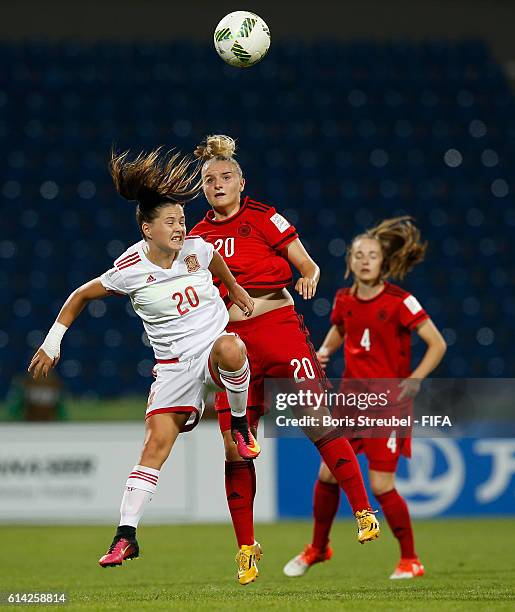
[{"left": 214, "top": 11, "right": 271, "bottom": 68}]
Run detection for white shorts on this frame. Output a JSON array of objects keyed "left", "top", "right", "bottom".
[{"left": 145, "top": 335, "right": 230, "bottom": 432}]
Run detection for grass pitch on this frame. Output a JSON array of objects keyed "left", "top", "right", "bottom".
[{"left": 2, "top": 519, "right": 514, "bottom": 610}]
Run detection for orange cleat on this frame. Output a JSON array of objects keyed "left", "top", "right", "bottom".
[
  {"left": 390, "top": 558, "right": 425, "bottom": 580},
  {"left": 283, "top": 544, "right": 333, "bottom": 577}
]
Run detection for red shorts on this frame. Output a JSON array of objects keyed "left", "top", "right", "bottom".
[
  {"left": 216, "top": 305, "right": 324, "bottom": 432},
  {"left": 350, "top": 436, "right": 411, "bottom": 472}
]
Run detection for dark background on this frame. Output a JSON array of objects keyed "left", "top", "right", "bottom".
[
  {"left": 1, "top": 1, "right": 514, "bottom": 400},
  {"left": 2, "top": 1, "right": 515, "bottom": 59}
]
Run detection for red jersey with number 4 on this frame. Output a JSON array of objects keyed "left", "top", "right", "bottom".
[
  {"left": 331, "top": 282, "right": 429, "bottom": 379},
  {"left": 190, "top": 196, "right": 298, "bottom": 302}
]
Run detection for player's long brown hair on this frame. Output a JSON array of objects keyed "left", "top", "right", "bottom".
[
  {"left": 194, "top": 134, "right": 243, "bottom": 177},
  {"left": 109, "top": 147, "right": 202, "bottom": 232},
  {"left": 346, "top": 216, "right": 427, "bottom": 282}
]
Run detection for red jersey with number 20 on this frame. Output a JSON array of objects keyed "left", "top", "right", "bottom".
[
  {"left": 330, "top": 282, "right": 429, "bottom": 379},
  {"left": 190, "top": 196, "right": 298, "bottom": 302}
]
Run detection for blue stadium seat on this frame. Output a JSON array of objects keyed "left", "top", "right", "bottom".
[{"left": 1, "top": 38, "right": 512, "bottom": 397}]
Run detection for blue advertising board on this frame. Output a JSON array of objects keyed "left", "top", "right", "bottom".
[{"left": 277, "top": 437, "right": 515, "bottom": 518}]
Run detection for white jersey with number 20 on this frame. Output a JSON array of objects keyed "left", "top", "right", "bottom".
[{"left": 100, "top": 236, "right": 229, "bottom": 360}]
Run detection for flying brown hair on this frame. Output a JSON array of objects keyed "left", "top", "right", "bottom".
[
  {"left": 345, "top": 216, "right": 427, "bottom": 282},
  {"left": 109, "top": 147, "right": 202, "bottom": 232}
]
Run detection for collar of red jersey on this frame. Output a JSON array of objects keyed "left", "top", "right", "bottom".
[
  {"left": 353, "top": 282, "right": 389, "bottom": 303},
  {"left": 205, "top": 196, "right": 248, "bottom": 224}
]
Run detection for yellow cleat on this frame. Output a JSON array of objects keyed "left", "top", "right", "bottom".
[
  {"left": 355, "top": 510, "right": 380, "bottom": 544},
  {"left": 235, "top": 541, "right": 262, "bottom": 585}
]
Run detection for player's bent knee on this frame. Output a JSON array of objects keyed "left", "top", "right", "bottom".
[
  {"left": 319, "top": 462, "right": 337, "bottom": 484},
  {"left": 213, "top": 335, "right": 246, "bottom": 367},
  {"left": 222, "top": 430, "right": 241, "bottom": 461},
  {"left": 225, "top": 446, "right": 242, "bottom": 462},
  {"left": 304, "top": 424, "right": 334, "bottom": 443},
  {"left": 372, "top": 484, "right": 394, "bottom": 497},
  {"left": 370, "top": 471, "right": 395, "bottom": 497}
]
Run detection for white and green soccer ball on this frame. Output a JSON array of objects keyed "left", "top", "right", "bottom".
[{"left": 214, "top": 11, "right": 271, "bottom": 68}]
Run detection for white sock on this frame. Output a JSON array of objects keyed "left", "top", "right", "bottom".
[
  {"left": 119, "top": 464, "right": 160, "bottom": 528},
  {"left": 218, "top": 357, "right": 250, "bottom": 417}
]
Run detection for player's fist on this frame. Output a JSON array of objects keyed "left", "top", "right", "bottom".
[
  {"left": 228, "top": 283, "right": 254, "bottom": 317},
  {"left": 295, "top": 277, "right": 317, "bottom": 300},
  {"left": 397, "top": 378, "right": 421, "bottom": 400},
  {"left": 316, "top": 347, "right": 330, "bottom": 369},
  {"left": 28, "top": 347, "right": 59, "bottom": 380}
]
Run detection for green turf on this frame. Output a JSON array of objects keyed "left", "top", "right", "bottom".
[
  {"left": 1, "top": 395, "right": 224, "bottom": 422},
  {"left": 2, "top": 520, "right": 514, "bottom": 610},
  {"left": 0, "top": 396, "right": 144, "bottom": 422},
  {"left": 65, "top": 396, "right": 147, "bottom": 421}
]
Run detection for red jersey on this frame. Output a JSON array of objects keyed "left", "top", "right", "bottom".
[
  {"left": 330, "top": 282, "right": 429, "bottom": 379},
  {"left": 190, "top": 196, "right": 298, "bottom": 302}
]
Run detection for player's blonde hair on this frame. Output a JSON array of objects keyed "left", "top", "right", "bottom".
[
  {"left": 345, "top": 216, "right": 427, "bottom": 282},
  {"left": 109, "top": 147, "right": 202, "bottom": 234},
  {"left": 194, "top": 134, "right": 243, "bottom": 177}
]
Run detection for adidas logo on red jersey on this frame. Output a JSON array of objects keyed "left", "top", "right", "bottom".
[{"left": 146, "top": 274, "right": 156, "bottom": 283}]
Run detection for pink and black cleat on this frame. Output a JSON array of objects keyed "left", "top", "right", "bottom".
[
  {"left": 99, "top": 536, "right": 139, "bottom": 568},
  {"left": 231, "top": 415, "right": 261, "bottom": 460}
]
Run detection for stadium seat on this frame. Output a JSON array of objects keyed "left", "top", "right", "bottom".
[{"left": 2, "top": 38, "right": 512, "bottom": 397}]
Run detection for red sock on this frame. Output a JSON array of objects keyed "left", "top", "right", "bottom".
[
  {"left": 225, "top": 460, "right": 255, "bottom": 547},
  {"left": 375, "top": 488, "right": 416, "bottom": 559},
  {"left": 312, "top": 479, "right": 340, "bottom": 550},
  {"left": 314, "top": 431, "right": 371, "bottom": 514}
]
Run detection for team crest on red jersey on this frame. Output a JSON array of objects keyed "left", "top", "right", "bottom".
[
  {"left": 377, "top": 309, "right": 388, "bottom": 321},
  {"left": 238, "top": 223, "right": 252, "bottom": 237},
  {"left": 184, "top": 254, "right": 200, "bottom": 273}
]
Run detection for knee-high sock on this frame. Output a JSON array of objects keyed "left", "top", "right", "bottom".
[
  {"left": 119, "top": 464, "right": 160, "bottom": 528},
  {"left": 218, "top": 357, "right": 250, "bottom": 417},
  {"left": 312, "top": 479, "right": 341, "bottom": 550},
  {"left": 314, "top": 431, "right": 371, "bottom": 514},
  {"left": 225, "top": 460, "right": 255, "bottom": 546},
  {"left": 376, "top": 488, "right": 416, "bottom": 559}
]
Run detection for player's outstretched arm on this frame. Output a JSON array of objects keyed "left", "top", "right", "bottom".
[
  {"left": 398, "top": 318, "right": 447, "bottom": 399},
  {"left": 208, "top": 251, "right": 254, "bottom": 317},
  {"left": 317, "top": 324, "right": 345, "bottom": 369},
  {"left": 28, "top": 278, "right": 111, "bottom": 380},
  {"left": 283, "top": 239, "right": 320, "bottom": 300}
]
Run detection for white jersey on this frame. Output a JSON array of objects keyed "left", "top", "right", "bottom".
[{"left": 100, "top": 237, "right": 229, "bottom": 360}]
